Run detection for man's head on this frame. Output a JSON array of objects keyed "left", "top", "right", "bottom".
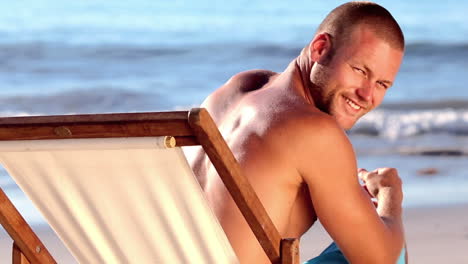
[{"left": 302, "top": 2, "right": 405, "bottom": 130}]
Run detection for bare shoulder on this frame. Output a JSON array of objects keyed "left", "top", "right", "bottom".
[
  {"left": 227, "top": 69, "right": 278, "bottom": 92},
  {"left": 298, "top": 113, "right": 356, "bottom": 180},
  {"left": 263, "top": 109, "right": 357, "bottom": 182},
  {"left": 202, "top": 69, "right": 278, "bottom": 123},
  {"left": 211, "top": 69, "right": 278, "bottom": 97},
  {"left": 266, "top": 109, "right": 351, "bottom": 150}
]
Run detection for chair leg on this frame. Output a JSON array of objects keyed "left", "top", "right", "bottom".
[
  {"left": 0, "top": 187, "right": 56, "bottom": 263},
  {"left": 12, "top": 242, "right": 30, "bottom": 264},
  {"left": 280, "top": 238, "right": 300, "bottom": 264}
]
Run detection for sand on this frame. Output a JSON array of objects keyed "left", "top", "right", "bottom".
[{"left": 1, "top": 204, "right": 467, "bottom": 263}]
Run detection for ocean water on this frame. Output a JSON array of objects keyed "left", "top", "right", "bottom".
[{"left": 0, "top": 0, "right": 468, "bottom": 224}]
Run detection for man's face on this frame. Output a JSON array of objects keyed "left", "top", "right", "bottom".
[{"left": 310, "top": 26, "right": 404, "bottom": 130}]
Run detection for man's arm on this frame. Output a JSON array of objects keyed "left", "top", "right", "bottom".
[{"left": 294, "top": 116, "right": 404, "bottom": 263}]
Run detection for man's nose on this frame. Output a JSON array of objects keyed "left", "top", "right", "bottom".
[{"left": 356, "top": 82, "right": 374, "bottom": 102}]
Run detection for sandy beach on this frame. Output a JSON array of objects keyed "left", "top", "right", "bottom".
[{"left": 0, "top": 203, "right": 467, "bottom": 263}]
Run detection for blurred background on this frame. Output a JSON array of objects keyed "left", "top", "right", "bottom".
[{"left": 0, "top": 0, "right": 468, "bottom": 224}]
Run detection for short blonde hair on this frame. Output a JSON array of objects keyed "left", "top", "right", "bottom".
[{"left": 316, "top": 1, "right": 404, "bottom": 51}]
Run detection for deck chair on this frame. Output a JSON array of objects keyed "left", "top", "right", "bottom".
[{"left": 0, "top": 108, "right": 299, "bottom": 264}]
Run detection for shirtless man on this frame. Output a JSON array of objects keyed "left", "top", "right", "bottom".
[{"left": 186, "top": 2, "right": 406, "bottom": 263}]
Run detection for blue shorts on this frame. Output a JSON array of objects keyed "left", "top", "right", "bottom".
[{"left": 304, "top": 242, "right": 406, "bottom": 264}]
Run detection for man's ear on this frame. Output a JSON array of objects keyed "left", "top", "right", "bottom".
[{"left": 309, "top": 33, "right": 332, "bottom": 62}]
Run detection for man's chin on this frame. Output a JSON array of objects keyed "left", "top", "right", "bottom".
[
  {"left": 335, "top": 117, "right": 357, "bottom": 131},
  {"left": 330, "top": 108, "right": 360, "bottom": 130}
]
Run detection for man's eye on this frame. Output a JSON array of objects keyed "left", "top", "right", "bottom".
[
  {"left": 377, "top": 81, "right": 388, "bottom": 89},
  {"left": 353, "top": 67, "right": 366, "bottom": 75}
]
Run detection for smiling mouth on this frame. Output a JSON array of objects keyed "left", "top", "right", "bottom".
[{"left": 344, "top": 96, "right": 362, "bottom": 110}]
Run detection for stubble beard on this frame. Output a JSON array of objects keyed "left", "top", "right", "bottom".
[
  {"left": 317, "top": 82, "right": 362, "bottom": 130},
  {"left": 309, "top": 63, "right": 335, "bottom": 116},
  {"left": 311, "top": 69, "right": 372, "bottom": 130}
]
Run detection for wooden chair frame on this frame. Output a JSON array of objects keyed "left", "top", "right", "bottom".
[{"left": 0, "top": 108, "right": 299, "bottom": 264}]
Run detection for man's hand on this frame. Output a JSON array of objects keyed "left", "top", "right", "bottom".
[
  {"left": 358, "top": 167, "right": 403, "bottom": 218},
  {"left": 358, "top": 168, "right": 403, "bottom": 201}
]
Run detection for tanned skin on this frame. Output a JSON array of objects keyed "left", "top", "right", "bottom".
[{"left": 185, "top": 24, "right": 405, "bottom": 264}]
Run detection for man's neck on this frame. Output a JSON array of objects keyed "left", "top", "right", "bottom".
[{"left": 291, "top": 57, "right": 317, "bottom": 106}]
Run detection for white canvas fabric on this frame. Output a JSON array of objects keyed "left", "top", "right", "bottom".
[{"left": 0, "top": 137, "right": 238, "bottom": 264}]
